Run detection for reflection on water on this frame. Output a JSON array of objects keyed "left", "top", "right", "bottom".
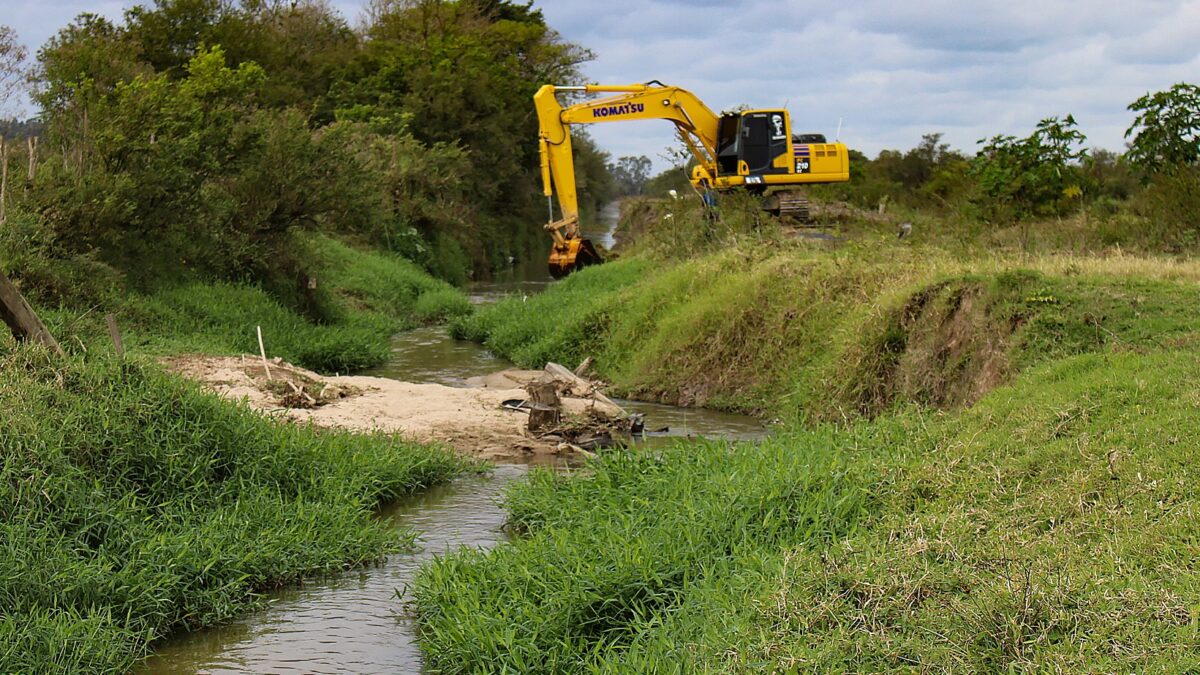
[
  {"left": 140, "top": 465, "right": 530, "bottom": 675},
  {"left": 619, "top": 399, "right": 767, "bottom": 444},
  {"left": 581, "top": 202, "right": 620, "bottom": 250},
  {"left": 362, "top": 326, "right": 509, "bottom": 387}
]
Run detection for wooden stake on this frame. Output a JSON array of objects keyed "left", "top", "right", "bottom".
[
  {"left": 257, "top": 325, "right": 272, "bottom": 380},
  {"left": 105, "top": 313, "right": 125, "bottom": 358},
  {"left": 27, "top": 136, "right": 36, "bottom": 182},
  {"left": 0, "top": 269, "right": 63, "bottom": 355},
  {"left": 0, "top": 136, "right": 7, "bottom": 226}
]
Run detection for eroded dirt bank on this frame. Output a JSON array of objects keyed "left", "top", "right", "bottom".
[{"left": 163, "top": 355, "right": 622, "bottom": 461}]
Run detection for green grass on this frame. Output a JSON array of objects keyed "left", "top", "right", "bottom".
[
  {"left": 0, "top": 343, "right": 470, "bottom": 673},
  {"left": 453, "top": 244, "right": 1200, "bottom": 419},
  {"left": 413, "top": 427, "right": 889, "bottom": 672},
  {"left": 420, "top": 201, "right": 1200, "bottom": 672},
  {"left": 414, "top": 346, "right": 1200, "bottom": 672},
  {"left": 37, "top": 234, "right": 472, "bottom": 373}
]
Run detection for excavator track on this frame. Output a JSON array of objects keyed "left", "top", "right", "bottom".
[{"left": 763, "top": 189, "right": 811, "bottom": 224}]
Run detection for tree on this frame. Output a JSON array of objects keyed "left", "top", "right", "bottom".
[
  {"left": 335, "top": 0, "right": 594, "bottom": 269},
  {"left": 972, "top": 115, "right": 1087, "bottom": 221},
  {"left": 609, "top": 155, "right": 651, "bottom": 196},
  {"left": 0, "top": 25, "right": 28, "bottom": 116},
  {"left": 1125, "top": 82, "right": 1200, "bottom": 175}
]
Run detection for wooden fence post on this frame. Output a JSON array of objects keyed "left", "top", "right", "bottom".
[
  {"left": 27, "top": 136, "right": 37, "bottom": 183},
  {"left": 0, "top": 136, "right": 7, "bottom": 226},
  {"left": 0, "top": 269, "right": 63, "bottom": 354},
  {"left": 105, "top": 313, "right": 125, "bottom": 358}
]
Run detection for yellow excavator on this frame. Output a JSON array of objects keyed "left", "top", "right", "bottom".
[{"left": 535, "top": 81, "right": 851, "bottom": 277}]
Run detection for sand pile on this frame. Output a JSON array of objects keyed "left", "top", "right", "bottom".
[{"left": 163, "top": 355, "right": 625, "bottom": 460}]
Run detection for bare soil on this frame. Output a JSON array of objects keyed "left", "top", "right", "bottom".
[{"left": 163, "top": 355, "right": 624, "bottom": 461}]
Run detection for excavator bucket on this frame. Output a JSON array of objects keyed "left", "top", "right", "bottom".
[{"left": 548, "top": 237, "right": 603, "bottom": 279}]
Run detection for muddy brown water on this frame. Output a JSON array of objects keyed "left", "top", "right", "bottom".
[{"left": 142, "top": 208, "right": 767, "bottom": 674}]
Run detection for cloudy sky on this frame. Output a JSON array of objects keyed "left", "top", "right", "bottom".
[{"left": 5, "top": 0, "right": 1199, "bottom": 165}]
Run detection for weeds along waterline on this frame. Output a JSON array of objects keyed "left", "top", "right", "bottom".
[
  {"left": 413, "top": 344, "right": 1200, "bottom": 671},
  {"left": 0, "top": 343, "right": 470, "bottom": 674}
]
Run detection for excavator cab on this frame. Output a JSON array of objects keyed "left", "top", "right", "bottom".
[{"left": 717, "top": 111, "right": 802, "bottom": 185}]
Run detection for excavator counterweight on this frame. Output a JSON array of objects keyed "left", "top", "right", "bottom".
[{"left": 534, "top": 82, "right": 850, "bottom": 276}]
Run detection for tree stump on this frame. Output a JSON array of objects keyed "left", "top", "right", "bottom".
[{"left": 526, "top": 380, "right": 561, "bottom": 432}]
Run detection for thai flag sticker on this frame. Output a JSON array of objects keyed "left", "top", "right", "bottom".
[{"left": 794, "top": 144, "right": 811, "bottom": 157}]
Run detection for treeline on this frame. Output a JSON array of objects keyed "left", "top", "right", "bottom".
[
  {"left": 0, "top": 0, "right": 614, "bottom": 309},
  {"left": 821, "top": 84, "right": 1199, "bottom": 250},
  {"left": 633, "top": 83, "right": 1199, "bottom": 252}
]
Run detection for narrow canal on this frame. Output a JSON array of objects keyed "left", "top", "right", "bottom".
[{"left": 142, "top": 206, "right": 766, "bottom": 673}]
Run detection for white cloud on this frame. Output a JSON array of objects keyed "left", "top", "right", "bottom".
[
  {"left": 4, "top": 0, "right": 1198, "bottom": 166},
  {"left": 539, "top": 0, "right": 1200, "bottom": 166}
]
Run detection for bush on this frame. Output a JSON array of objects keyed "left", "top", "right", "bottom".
[{"left": 1130, "top": 169, "right": 1200, "bottom": 250}]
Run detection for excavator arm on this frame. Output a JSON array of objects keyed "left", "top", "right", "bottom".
[{"left": 534, "top": 83, "right": 723, "bottom": 277}]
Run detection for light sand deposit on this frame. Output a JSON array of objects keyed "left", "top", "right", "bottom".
[{"left": 163, "top": 355, "right": 620, "bottom": 460}]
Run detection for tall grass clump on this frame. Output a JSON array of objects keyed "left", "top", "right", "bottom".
[
  {"left": 412, "top": 427, "right": 894, "bottom": 672},
  {"left": 642, "top": 348, "right": 1200, "bottom": 671},
  {"left": 0, "top": 344, "right": 469, "bottom": 673}
]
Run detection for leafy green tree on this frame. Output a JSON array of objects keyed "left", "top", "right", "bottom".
[
  {"left": 1125, "top": 82, "right": 1200, "bottom": 175},
  {"left": 334, "top": 0, "right": 594, "bottom": 269},
  {"left": 34, "top": 47, "right": 359, "bottom": 287},
  {"left": 124, "top": 0, "right": 359, "bottom": 112},
  {"left": 972, "top": 115, "right": 1087, "bottom": 221}
]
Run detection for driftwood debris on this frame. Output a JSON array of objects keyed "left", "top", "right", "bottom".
[
  {"left": 543, "top": 361, "right": 623, "bottom": 412},
  {"left": 516, "top": 362, "right": 633, "bottom": 450},
  {"left": 0, "top": 269, "right": 63, "bottom": 354}
]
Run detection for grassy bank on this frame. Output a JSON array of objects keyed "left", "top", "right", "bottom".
[
  {"left": 31, "top": 234, "right": 472, "bottom": 373},
  {"left": 415, "top": 345, "right": 1200, "bottom": 670},
  {"left": 0, "top": 344, "right": 469, "bottom": 673},
  {"left": 420, "top": 198, "right": 1200, "bottom": 671},
  {"left": 454, "top": 243, "right": 1200, "bottom": 419}
]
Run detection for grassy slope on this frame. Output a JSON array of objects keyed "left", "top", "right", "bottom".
[
  {"left": 417, "top": 325, "right": 1200, "bottom": 672},
  {"left": 0, "top": 345, "right": 469, "bottom": 673},
  {"left": 454, "top": 242, "right": 1200, "bottom": 419},
  {"left": 2, "top": 233, "right": 477, "bottom": 671},
  {"left": 422, "top": 203, "right": 1200, "bottom": 671},
  {"left": 40, "top": 234, "right": 471, "bottom": 373}
]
